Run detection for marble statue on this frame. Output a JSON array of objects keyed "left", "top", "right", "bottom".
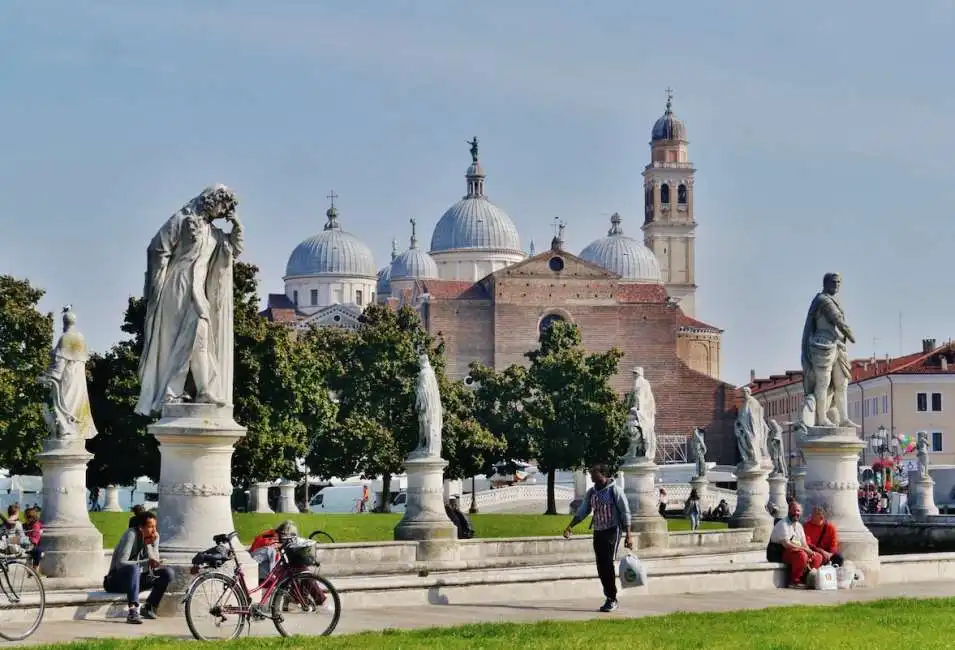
[
  {"left": 39, "top": 306, "right": 97, "bottom": 440},
  {"left": 917, "top": 431, "right": 930, "bottom": 479},
  {"left": 414, "top": 352, "right": 443, "bottom": 457},
  {"left": 135, "top": 185, "right": 244, "bottom": 416},
  {"left": 767, "top": 419, "right": 787, "bottom": 478},
  {"left": 735, "top": 387, "right": 765, "bottom": 468},
  {"left": 626, "top": 366, "right": 657, "bottom": 439},
  {"left": 467, "top": 136, "right": 479, "bottom": 163},
  {"left": 800, "top": 273, "right": 858, "bottom": 428},
  {"left": 692, "top": 427, "right": 707, "bottom": 477},
  {"left": 624, "top": 406, "right": 655, "bottom": 462}
]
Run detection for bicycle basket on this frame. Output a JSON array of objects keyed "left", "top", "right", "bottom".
[
  {"left": 284, "top": 540, "right": 320, "bottom": 567},
  {"left": 191, "top": 545, "right": 230, "bottom": 569}
]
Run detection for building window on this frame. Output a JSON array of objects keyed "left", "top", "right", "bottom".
[
  {"left": 932, "top": 393, "right": 942, "bottom": 412},
  {"left": 292, "top": 290, "right": 298, "bottom": 306},
  {"left": 356, "top": 290, "right": 363, "bottom": 306},
  {"left": 660, "top": 183, "right": 670, "bottom": 204},
  {"left": 310, "top": 289, "right": 318, "bottom": 306},
  {"left": 678, "top": 183, "right": 688, "bottom": 204},
  {"left": 933, "top": 432, "right": 943, "bottom": 452},
  {"left": 864, "top": 400, "right": 870, "bottom": 417},
  {"left": 917, "top": 393, "right": 928, "bottom": 412},
  {"left": 539, "top": 313, "right": 565, "bottom": 337},
  {"left": 882, "top": 395, "right": 889, "bottom": 413},
  {"left": 371, "top": 292, "right": 376, "bottom": 303}
]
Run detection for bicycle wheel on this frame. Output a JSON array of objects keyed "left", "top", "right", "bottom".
[
  {"left": 0, "top": 560, "right": 45, "bottom": 641},
  {"left": 184, "top": 572, "right": 249, "bottom": 641},
  {"left": 271, "top": 572, "right": 341, "bottom": 637},
  {"left": 308, "top": 530, "right": 335, "bottom": 544}
]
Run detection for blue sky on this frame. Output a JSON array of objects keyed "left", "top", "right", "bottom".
[{"left": 2, "top": 1, "right": 954, "bottom": 385}]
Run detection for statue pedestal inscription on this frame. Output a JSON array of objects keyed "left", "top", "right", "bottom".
[
  {"left": 909, "top": 472, "right": 939, "bottom": 518},
  {"left": 729, "top": 465, "right": 773, "bottom": 542},
  {"left": 251, "top": 481, "right": 273, "bottom": 513},
  {"left": 768, "top": 475, "right": 788, "bottom": 514},
  {"left": 394, "top": 454, "right": 458, "bottom": 562},
  {"left": 151, "top": 403, "right": 256, "bottom": 612},
  {"left": 620, "top": 459, "right": 668, "bottom": 548},
  {"left": 802, "top": 425, "right": 880, "bottom": 584},
  {"left": 277, "top": 480, "right": 298, "bottom": 513},
  {"left": 37, "top": 438, "right": 104, "bottom": 580}
]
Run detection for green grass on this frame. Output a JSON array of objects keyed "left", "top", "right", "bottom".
[
  {"left": 25, "top": 597, "right": 955, "bottom": 649},
  {"left": 90, "top": 512, "right": 724, "bottom": 548}
]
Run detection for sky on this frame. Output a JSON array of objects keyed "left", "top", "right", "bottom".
[{"left": 2, "top": 1, "right": 954, "bottom": 386}]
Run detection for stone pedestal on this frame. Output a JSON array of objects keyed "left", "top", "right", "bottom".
[
  {"left": 802, "top": 425, "right": 880, "bottom": 584},
  {"left": 910, "top": 474, "right": 939, "bottom": 518},
  {"left": 277, "top": 480, "right": 298, "bottom": 513},
  {"left": 151, "top": 404, "right": 256, "bottom": 614},
  {"left": 570, "top": 470, "right": 590, "bottom": 513},
  {"left": 729, "top": 465, "right": 773, "bottom": 542},
  {"left": 103, "top": 485, "right": 122, "bottom": 512},
  {"left": 690, "top": 475, "right": 710, "bottom": 506},
  {"left": 620, "top": 459, "right": 668, "bottom": 548},
  {"left": 768, "top": 474, "right": 788, "bottom": 514},
  {"left": 394, "top": 454, "right": 457, "bottom": 562},
  {"left": 791, "top": 466, "right": 807, "bottom": 504},
  {"left": 251, "top": 482, "right": 273, "bottom": 513},
  {"left": 37, "top": 438, "right": 104, "bottom": 580}
]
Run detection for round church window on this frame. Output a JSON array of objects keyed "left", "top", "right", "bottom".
[
  {"left": 539, "top": 313, "right": 564, "bottom": 336},
  {"left": 548, "top": 256, "right": 565, "bottom": 272}
]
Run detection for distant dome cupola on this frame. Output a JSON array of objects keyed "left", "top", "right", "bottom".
[
  {"left": 651, "top": 88, "right": 687, "bottom": 143},
  {"left": 579, "top": 213, "right": 662, "bottom": 283},
  {"left": 285, "top": 195, "right": 377, "bottom": 279},
  {"left": 391, "top": 218, "right": 439, "bottom": 281}
]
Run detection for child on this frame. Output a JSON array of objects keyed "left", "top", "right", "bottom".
[{"left": 23, "top": 507, "right": 43, "bottom": 570}]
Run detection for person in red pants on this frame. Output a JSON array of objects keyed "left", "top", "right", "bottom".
[{"left": 770, "top": 501, "right": 822, "bottom": 587}]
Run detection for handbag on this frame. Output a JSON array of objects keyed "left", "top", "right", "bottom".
[{"left": 766, "top": 541, "right": 784, "bottom": 563}]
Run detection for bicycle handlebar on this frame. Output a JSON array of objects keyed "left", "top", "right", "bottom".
[{"left": 213, "top": 531, "right": 239, "bottom": 545}]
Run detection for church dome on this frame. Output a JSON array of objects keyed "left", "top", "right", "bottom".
[
  {"left": 430, "top": 139, "right": 522, "bottom": 254},
  {"left": 580, "top": 213, "right": 662, "bottom": 283},
  {"left": 376, "top": 239, "right": 400, "bottom": 295},
  {"left": 285, "top": 204, "right": 377, "bottom": 278},
  {"left": 392, "top": 219, "right": 439, "bottom": 280},
  {"left": 651, "top": 92, "right": 687, "bottom": 142}
]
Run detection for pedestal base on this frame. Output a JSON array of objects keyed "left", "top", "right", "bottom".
[
  {"left": 621, "top": 459, "right": 668, "bottom": 549},
  {"left": 394, "top": 454, "right": 458, "bottom": 562},
  {"left": 250, "top": 482, "right": 273, "bottom": 513},
  {"left": 768, "top": 474, "right": 788, "bottom": 514},
  {"left": 690, "top": 475, "right": 710, "bottom": 505},
  {"left": 37, "top": 439, "right": 104, "bottom": 580},
  {"left": 791, "top": 467, "right": 807, "bottom": 505},
  {"left": 277, "top": 480, "right": 298, "bottom": 513},
  {"left": 151, "top": 403, "right": 255, "bottom": 614},
  {"left": 802, "top": 425, "right": 880, "bottom": 585},
  {"left": 729, "top": 465, "right": 773, "bottom": 542},
  {"left": 103, "top": 485, "right": 122, "bottom": 512},
  {"left": 911, "top": 475, "right": 939, "bottom": 518}
]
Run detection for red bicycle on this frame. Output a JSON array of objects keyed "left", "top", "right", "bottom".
[{"left": 183, "top": 531, "right": 341, "bottom": 640}]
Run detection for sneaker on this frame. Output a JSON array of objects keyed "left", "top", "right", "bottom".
[
  {"left": 140, "top": 604, "right": 158, "bottom": 620},
  {"left": 126, "top": 609, "right": 143, "bottom": 625},
  {"left": 599, "top": 599, "right": 618, "bottom": 612}
]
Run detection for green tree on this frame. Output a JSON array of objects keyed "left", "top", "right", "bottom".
[
  {"left": 0, "top": 276, "right": 53, "bottom": 473},
  {"left": 439, "top": 376, "right": 506, "bottom": 483},
  {"left": 473, "top": 320, "right": 627, "bottom": 515}
]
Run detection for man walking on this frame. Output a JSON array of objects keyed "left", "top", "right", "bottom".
[{"left": 563, "top": 464, "right": 633, "bottom": 612}]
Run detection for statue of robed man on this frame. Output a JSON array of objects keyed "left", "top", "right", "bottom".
[
  {"left": 40, "top": 306, "right": 97, "bottom": 439},
  {"left": 414, "top": 352, "right": 443, "bottom": 457}
]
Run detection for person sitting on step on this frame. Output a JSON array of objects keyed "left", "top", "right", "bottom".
[
  {"left": 249, "top": 520, "right": 297, "bottom": 581},
  {"left": 104, "top": 511, "right": 174, "bottom": 624},
  {"left": 23, "top": 507, "right": 44, "bottom": 571},
  {"left": 770, "top": 501, "right": 822, "bottom": 588},
  {"left": 445, "top": 497, "right": 474, "bottom": 539},
  {"left": 803, "top": 505, "right": 843, "bottom": 567}
]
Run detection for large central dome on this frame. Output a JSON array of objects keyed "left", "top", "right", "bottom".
[
  {"left": 430, "top": 140, "right": 521, "bottom": 254},
  {"left": 285, "top": 205, "right": 377, "bottom": 278},
  {"left": 580, "top": 213, "right": 662, "bottom": 283}
]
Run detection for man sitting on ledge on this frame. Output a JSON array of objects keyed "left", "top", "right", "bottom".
[
  {"left": 803, "top": 505, "right": 843, "bottom": 566},
  {"left": 770, "top": 501, "right": 822, "bottom": 588}
]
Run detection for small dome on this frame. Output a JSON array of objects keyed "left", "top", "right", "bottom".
[
  {"left": 376, "top": 239, "right": 400, "bottom": 295},
  {"left": 392, "top": 219, "right": 439, "bottom": 280},
  {"left": 580, "top": 213, "right": 662, "bottom": 283},
  {"left": 430, "top": 138, "right": 522, "bottom": 254},
  {"left": 285, "top": 204, "right": 377, "bottom": 278},
  {"left": 651, "top": 91, "right": 687, "bottom": 142}
]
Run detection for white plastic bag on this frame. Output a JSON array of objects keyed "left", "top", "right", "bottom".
[
  {"left": 836, "top": 561, "right": 855, "bottom": 589},
  {"left": 618, "top": 553, "right": 647, "bottom": 589},
  {"left": 814, "top": 564, "right": 838, "bottom": 591}
]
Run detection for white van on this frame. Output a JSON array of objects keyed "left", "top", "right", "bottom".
[{"left": 308, "top": 484, "right": 406, "bottom": 514}]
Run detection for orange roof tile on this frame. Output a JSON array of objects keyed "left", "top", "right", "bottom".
[
  {"left": 677, "top": 312, "right": 723, "bottom": 332},
  {"left": 416, "top": 280, "right": 490, "bottom": 300}
]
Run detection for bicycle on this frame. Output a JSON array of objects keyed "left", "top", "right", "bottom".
[
  {"left": 183, "top": 531, "right": 341, "bottom": 640},
  {"left": 307, "top": 530, "right": 335, "bottom": 544},
  {"left": 0, "top": 537, "right": 45, "bottom": 641}
]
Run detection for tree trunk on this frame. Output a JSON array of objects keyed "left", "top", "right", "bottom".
[
  {"left": 545, "top": 471, "right": 558, "bottom": 515},
  {"left": 470, "top": 475, "right": 479, "bottom": 514},
  {"left": 379, "top": 473, "right": 392, "bottom": 513}
]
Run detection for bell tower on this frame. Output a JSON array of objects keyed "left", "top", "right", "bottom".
[{"left": 642, "top": 89, "right": 697, "bottom": 317}]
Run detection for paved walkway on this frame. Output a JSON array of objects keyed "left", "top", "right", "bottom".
[{"left": 10, "top": 581, "right": 955, "bottom": 646}]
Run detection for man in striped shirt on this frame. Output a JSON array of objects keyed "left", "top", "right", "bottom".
[{"left": 564, "top": 464, "right": 633, "bottom": 612}]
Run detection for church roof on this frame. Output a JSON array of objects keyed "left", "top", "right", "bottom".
[
  {"left": 285, "top": 201, "right": 377, "bottom": 279},
  {"left": 261, "top": 293, "right": 301, "bottom": 323},
  {"left": 677, "top": 312, "right": 723, "bottom": 333},
  {"left": 414, "top": 279, "right": 490, "bottom": 300}
]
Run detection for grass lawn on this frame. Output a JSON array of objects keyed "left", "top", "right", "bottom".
[
  {"left": 90, "top": 512, "right": 724, "bottom": 548},
  {"left": 25, "top": 597, "right": 955, "bottom": 649}
]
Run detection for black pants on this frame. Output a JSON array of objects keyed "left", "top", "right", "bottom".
[
  {"left": 106, "top": 564, "right": 174, "bottom": 607},
  {"left": 593, "top": 527, "right": 620, "bottom": 601}
]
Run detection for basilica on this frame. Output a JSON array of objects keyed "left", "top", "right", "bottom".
[{"left": 264, "top": 96, "right": 738, "bottom": 463}]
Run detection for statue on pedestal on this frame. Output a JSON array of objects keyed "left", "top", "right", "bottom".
[
  {"left": 39, "top": 306, "right": 97, "bottom": 440},
  {"left": 624, "top": 367, "right": 657, "bottom": 462},
  {"left": 624, "top": 406, "right": 655, "bottom": 462},
  {"left": 800, "top": 272, "right": 858, "bottom": 428},
  {"left": 692, "top": 427, "right": 707, "bottom": 477},
  {"left": 917, "top": 431, "right": 930, "bottom": 479},
  {"left": 135, "top": 185, "right": 244, "bottom": 416},
  {"left": 767, "top": 419, "right": 788, "bottom": 478},
  {"left": 735, "top": 387, "right": 765, "bottom": 469},
  {"left": 413, "top": 352, "right": 443, "bottom": 457}
]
